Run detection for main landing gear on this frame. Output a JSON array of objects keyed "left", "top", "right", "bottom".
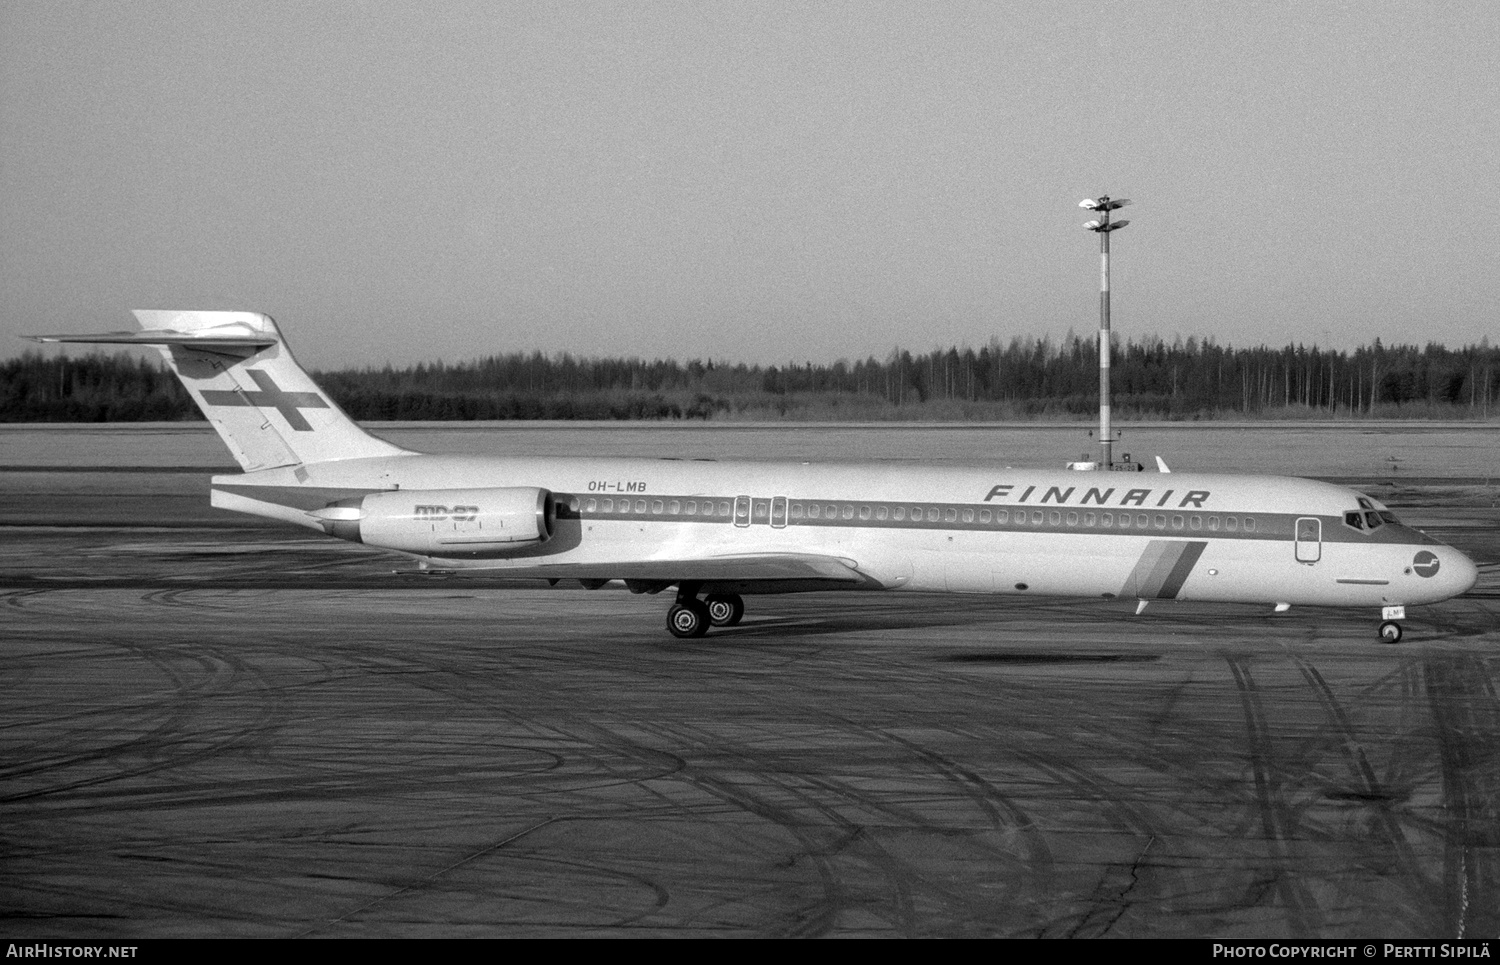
[
  {"left": 666, "top": 585, "right": 745, "bottom": 638},
  {"left": 704, "top": 593, "right": 745, "bottom": 628}
]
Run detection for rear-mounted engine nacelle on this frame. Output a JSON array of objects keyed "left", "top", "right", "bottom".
[{"left": 311, "top": 487, "right": 555, "bottom": 557}]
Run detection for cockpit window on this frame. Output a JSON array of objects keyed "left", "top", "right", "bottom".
[
  {"left": 1347, "top": 493, "right": 1395, "bottom": 533},
  {"left": 1345, "top": 507, "right": 1388, "bottom": 533}
]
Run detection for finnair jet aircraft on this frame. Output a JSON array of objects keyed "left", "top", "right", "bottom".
[{"left": 31, "top": 310, "right": 1478, "bottom": 641}]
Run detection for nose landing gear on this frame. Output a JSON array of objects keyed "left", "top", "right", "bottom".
[{"left": 1378, "top": 605, "right": 1406, "bottom": 644}]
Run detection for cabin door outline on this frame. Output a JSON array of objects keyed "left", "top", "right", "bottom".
[{"left": 1295, "top": 516, "right": 1322, "bottom": 564}]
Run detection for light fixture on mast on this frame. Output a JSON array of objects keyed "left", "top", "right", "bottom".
[{"left": 1080, "top": 195, "right": 1129, "bottom": 470}]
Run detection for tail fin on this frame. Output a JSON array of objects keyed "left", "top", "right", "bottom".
[{"left": 28, "top": 310, "right": 410, "bottom": 471}]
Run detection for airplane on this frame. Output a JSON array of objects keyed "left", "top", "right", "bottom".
[{"left": 28, "top": 309, "right": 1479, "bottom": 642}]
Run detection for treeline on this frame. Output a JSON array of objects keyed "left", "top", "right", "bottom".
[
  {"left": 4, "top": 335, "right": 1498, "bottom": 422},
  {"left": 0, "top": 353, "right": 193, "bottom": 422}
]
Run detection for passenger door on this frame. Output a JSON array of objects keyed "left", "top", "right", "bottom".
[{"left": 1295, "top": 517, "right": 1321, "bottom": 564}]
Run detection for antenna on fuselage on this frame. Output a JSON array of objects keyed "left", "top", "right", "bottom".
[{"left": 1073, "top": 194, "right": 1131, "bottom": 472}]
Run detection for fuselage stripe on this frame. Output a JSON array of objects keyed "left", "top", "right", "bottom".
[
  {"left": 1122, "top": 540, "right": 1208, "bottom": 600},
  {"left": 1157, "top": 541, "right": 1207, "bottom": 599},
  {"left": 1127, "top": 541, "right": 1173, "bottom": 597}
]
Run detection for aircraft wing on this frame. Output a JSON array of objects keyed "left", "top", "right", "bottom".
[{"left": 419, "top": 552, "right": 871, "bottom": 585}]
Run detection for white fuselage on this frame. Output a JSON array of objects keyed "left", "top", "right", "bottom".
[{"left": 211, "top": 454, "right": 1480, "bottom": 609}]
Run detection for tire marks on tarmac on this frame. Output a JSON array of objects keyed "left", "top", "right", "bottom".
[
  {"left": 6, "top": 576, "right": 1500, "bottom": 935},
  {"left": 1227, "top": 656, "right": 1317, "bottom": 935},
  {"left": 1424, "top": 654, "right": 1500, "bottom": 938}
]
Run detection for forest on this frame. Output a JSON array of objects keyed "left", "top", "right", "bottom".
[{"left": 3, "top": 334, "right": 1497, "bottom": 423}]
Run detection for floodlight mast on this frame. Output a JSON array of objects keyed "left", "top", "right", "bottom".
[{"left": 1080, "top": 195, "right": 1130, "bottom": 469}]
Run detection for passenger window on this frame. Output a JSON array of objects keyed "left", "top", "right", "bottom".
[
  {"left": 636, "top": 499, "right": 648, "bottom": 513},
  {"left": 1189, "top": 516, "right": 1201, "bottom": 531},
  {"left": 927, "top": 508, "right": 940, "bottom": 522},
  {"left": 568, "top": 496, "right": 581, "bottom": 511},
  {"left": 668, "top": 500, "right": 680, "bottom": 514},
  {"left": 1049, "top": 511, "right": 1061, "bottom": 525},
  {"left": 1031, "top": 511, "right": 1043, "bottom": 525},
  {"left": 790, "top": 503, "right": 803, "bottom": 518},
  {"left": 996, "top": 510, "right": 1008, "bottom": 524},
  {"left": 859, "top": 505, "right": 872, "bottom": 520},
  {"left": 652, "top": 500, "right": 664, "bottom": 514},
  {"left": 841, "top": 505, "right": 854, "bottom": 520},
  {"left": 1067, "top": 512, "right": 1078, "bottom": 526},
  {"left": 945, "top": 508, "right": 958, "bottom": 523},
  {"left": 1101, "top": 512, "right": 1113, "bottom": 526},
  {"left": 1244, "top": 517, "right": 1256, "bottom": 533},
  {"left": 1119, "top": 514, "right": 1130, "bottom": 529},
  {"left": 962, "top": 509, "right": 974, "bottom": 523},
  {"left": 1208, "top": 516, "right": 1219, "bottom": 531},
  {"left": 718, "top": 501, "right": 731, "bottom": 516},
  {"left": 1226, "top": 516, "right": 1238, "bottom": 532},
  {"left": 1136, "top": 514, "right": 1149, "bottom": 528},
  {"left": 808, "top": 504, "right": 821, "bottom": 519},
  {"left": 1171, "top": 516, "right": 1184, "bottom": 530},
  {"left": 1154, "top": 515, "right": 1166, "bottom": 529},
  {"left": 753, "top": 502, "right": 768, "bottom": 520},
  {"left": 602, "top": 498, "right": 614, "bottom": 512},
  {"left": 826, "top": 504, "right": 837, "bottom": 518},
  {"left": 585, "top": 498, "right": 597, "bottom": 512},
  {"left": 979, "top": 509, "right": 991, "bottom": 523},
  {"left": 893, "top": 506, "right": 905, "bottom": 521},
  {"left": 1083, "top": 512, "right": 1095, "bottom": 526},
  {"left": 876, "top": 506, "right": 888, "bottom": 521}
]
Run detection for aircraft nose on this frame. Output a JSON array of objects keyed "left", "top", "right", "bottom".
[
  {"left": 1448, "top": 549, "right": 1480, "bottom": 597},
  {"left": 1406, "top": 546, "right": 1480, "bottom": 603}
]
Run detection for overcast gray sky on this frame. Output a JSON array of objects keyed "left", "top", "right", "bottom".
[{"left": 2, "top": 0, "right": 1496, "bottom": 369}]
